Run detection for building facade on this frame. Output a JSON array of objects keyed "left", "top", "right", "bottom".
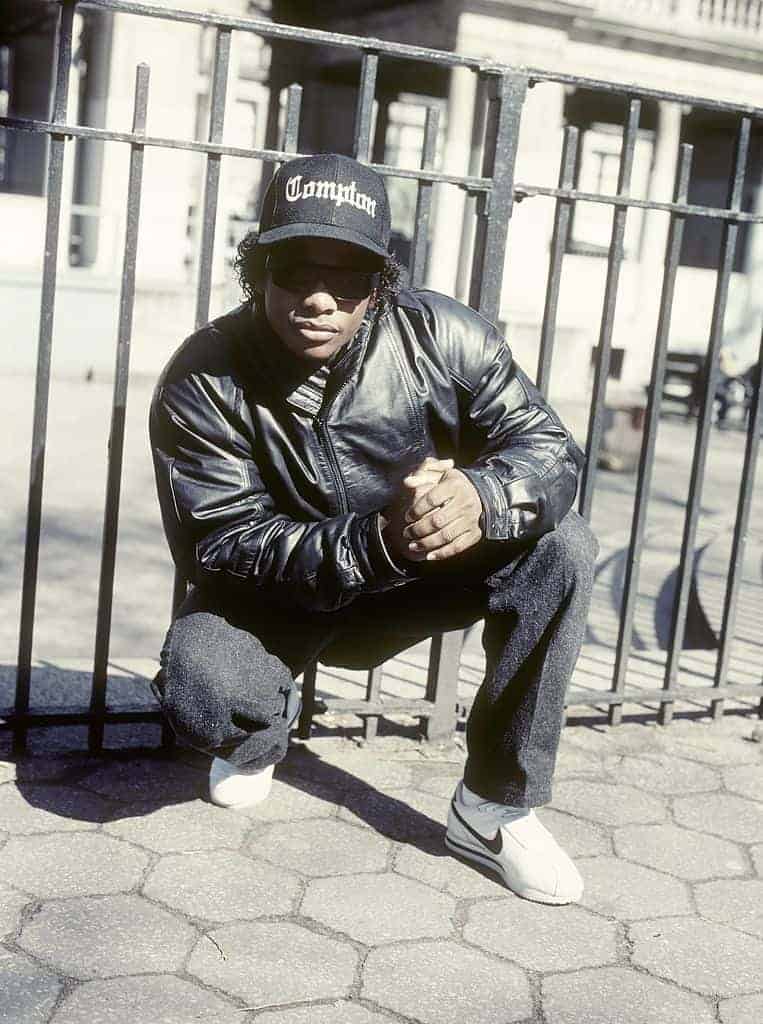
[{"left": 2, "top": 0, "right": 762, "bottom": 395}]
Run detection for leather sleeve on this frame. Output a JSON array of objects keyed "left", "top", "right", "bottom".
[
  {"left": 413, "top": 293, "right": 584, "bottom": 543},
  {"left": 149, "top": 373, "right": 411, "bottom": 613},
  {"left": 458, "top": 323, "right": 584, "bottom": 542}
]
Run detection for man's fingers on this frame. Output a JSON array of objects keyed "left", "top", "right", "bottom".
[
  {"left": 403, "top": 458, "right": 454, "bottom": 488},
  {"left": 406, "top": 515, "right": 473, "bottom": 555},
  {"left": 423, "top": 528, "right": 482, "bottom": 561},
  {"left": 405, "top": 478, "right": 456, "bottom": 523},
  {"left": 404, "top": 501, "right": 466, "bottom": 541},
  {"left": 406, "top": 469, "right": 482, "bottom": 526},
  {"left": 403, "top": 470, "right": 443, "bottom": 489}
]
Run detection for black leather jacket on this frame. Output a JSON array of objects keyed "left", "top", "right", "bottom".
[{"left": 149, "top": 288, "right": 584, "bottom": 613}]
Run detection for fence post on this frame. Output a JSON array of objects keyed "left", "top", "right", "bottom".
[
  {"left": 89, "top": 64, "right": 151, "bottom": 752},
  {"left": 422, "top": 631, "right": 464, "bottom": 742},
  {"left": 13, "top": 0, "right": 76, "bottom": 756},
  {"left": 468, "top": 69, "right": 528, "bottom": 323}
]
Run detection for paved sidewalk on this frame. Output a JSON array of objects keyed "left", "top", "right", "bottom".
[{"left": 1, "top": 714, "right": 762, "bottom": 1024}]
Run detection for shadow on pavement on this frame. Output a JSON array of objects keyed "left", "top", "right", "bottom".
[{"left": 7, "top": 736, "right": 449, "bottom": 858}]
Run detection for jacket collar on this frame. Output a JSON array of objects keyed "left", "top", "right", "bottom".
[{"left": 245, "top": 301, "right": 379, "bottom": 414}]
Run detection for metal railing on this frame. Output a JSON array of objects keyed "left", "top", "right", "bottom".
[{"left": 2, "top": 0, "right": 762, "bottom": 753}]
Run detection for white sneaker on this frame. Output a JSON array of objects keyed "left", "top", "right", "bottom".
[
  {"left": 209, "top": 696, "right": 301, "bottom": 810},
  {"left": 209, "top": 758, "right": 275, "bottom": 809},
  {"left": 445, "top": 781, "right": 583, "bottom": 905}
]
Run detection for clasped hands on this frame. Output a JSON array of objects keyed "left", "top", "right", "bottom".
[{"left": 381, "top": 456, "right": 483, "bottom": 564}]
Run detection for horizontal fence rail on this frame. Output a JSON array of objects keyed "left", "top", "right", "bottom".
[{"left": 2, "top": 0, "right": 762, "bottom": 753}]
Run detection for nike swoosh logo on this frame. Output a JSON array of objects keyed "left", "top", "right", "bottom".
[{"left": 451, "top": 800, "right": 503, "bottom": 855}]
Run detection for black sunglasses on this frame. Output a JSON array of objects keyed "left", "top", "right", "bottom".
[{"left": 266, "top": 258, "right": 380, "bottom": 301}]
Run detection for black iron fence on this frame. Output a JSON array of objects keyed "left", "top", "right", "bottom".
[{"left": 2, "top": 0, "right": 762, "bottom": 754}]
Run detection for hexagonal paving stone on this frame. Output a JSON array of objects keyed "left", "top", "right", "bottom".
[
  {"left": 255, "top": 1004, "right": 391, "bottom": 1024},
  {"left": 250, "top": 817, "right": 389, "bottom": 877},
  {"left": 3, "top": 833, "right": 149, "bottom": 898},
  {"left": 630, "top": 916, "right": 763, "bottom": 997},
  {"left": 542, "top": 965, "right": 716, "bottom": 1024},
  {"left": 614, "top": 823, "right": 746, "bottom": 880},
  {"left": 694, "top": 879, "right": 763, "bottom": 938},
  {"left": 395, "top": 838, "right": 503, "bottom": 899},
  {"left": 143, "top": 849, "right": 300, "bottom": 921},
  {"left": 339, "top": 787, "right": 447, "bottom": 841},
  {"left": 4, "top": 754, "right": 99, "bottom": 785},
  {"left": 282, "top": 747, "right": 415, "bottom": 792},
  {"left": 551, "top": 780, "right": 666, "bottom": 827},
  {"left": 0, "top": 784, "right": 112, "bottom": 833},
  {"left": 187, "top": 920, "right": 357, "bottom": 1005},
  {"left": 660, "top": 729, "right": 761, "bottom": 767},
  {"left": 536, "top": 807, "right": 611, "bottom": 858},
  {"left": 578, "top": 856, "right": 691, "bottom": 920},
  {"left": 103, "top": 799, "right": 250, "bottom": 852},
  {"left": 0, "top": 949, "right": 62, "bottom": 1024},
  {"left": 723, "top": 764, "right": 763, "bottom": 802},
  {"left": 17, "top": 893, "right": 197, "bottom": 979},
  {"left": 565, "top": 723, "right": 666, "bottom": 759},
  {"left": 615, "top": 755, "right": 720, "bottom": 795},
  {"left": 238, "top": 778, "right": 338, "bottom": 822},
  {"left": 719, "top": 993, "right": 763, "bottom": 1024},
  {"left": 302, "top": 873, "right": 455, "bottom": 945},
  {"left": 50, "top": 975, "right": 242, "bottom": 1024},
  {"left": 562, "top": 728, "right": 621, "bottom": 758},
  {"left": 603, "top": 723, "right": 671, "bottom": 756},
  {"left": 413, "top": 773, "right": 462, "bottom": 799},
  {"left": 363, "top": 939, "right": 532, "bottom": 1024},
  {"left": 673, "top": 793, "right": 763, "bottom": 844},
  {"left": 464, "top": 899, "right": 617, "bottom": 972},
  {"left": 0, "top": 882, "right": 32, "bottom": 941},
  {"left": 79, "top": 757, "right": 205, "bottom": 803},
  {"left": 552, "top": 744, "right": 611, "bottom": 778}
]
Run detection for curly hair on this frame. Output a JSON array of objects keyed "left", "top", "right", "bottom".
[{"left": 233, "top": 230, "right": 404, "bottom": 312}]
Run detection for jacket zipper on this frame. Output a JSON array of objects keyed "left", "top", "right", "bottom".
[{"left": 316, "top": 383, "right": 350, "bottom": 515}]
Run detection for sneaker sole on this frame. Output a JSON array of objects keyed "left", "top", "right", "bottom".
[{"left": 444, "top": 832, "right": 579, "bottom": 906}]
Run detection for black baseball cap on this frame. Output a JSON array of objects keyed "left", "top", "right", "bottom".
[{"left": 258, "top": 153, "right": 391, "bottom": 259}]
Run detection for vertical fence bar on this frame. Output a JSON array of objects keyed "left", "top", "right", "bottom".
[
  {"left": 468, "top": 69, "right": 528, "bottom": 323},
  {"left": 409, "top": 105, "right": 440, "bottom": 288},
  {"left": 194, "top": 26, "right": 231, "bottom": 329},
  {"left": 455, "top": 75, "right": 488, "bottom": 303},
  {"left": 88, "top": 64, "right": 150, "bottom": 753},
  {"left": 422, "top": 631, "right": 464, "bottom": 741},
  {"left": 536, "top": 125, "right": 578, "bottom": 397},
  {"left": 578, "top": 97, "right": 641, "bottom": 521},
  {"left": 363, "top": 667, "right": 384, "bottom": 741},
  {"left": 608, "top": 143, "right": 693, "bottom": 725},
  {"left": 281, "top": 83, "right": 302, "bottom": 155},
  {"left": 353, "top": 50, "right": 378, "bottom": 162},
  {"left": 661, "top": 115, "right": 751, "bottom": 724},
  {"left": 261, "top": 84, "right": 300, "bottom": 204},
  {"left": 14, "top": 0, "right": 75, "bottom": 755},
  {"left": 172, "top": 25, "right": 231, "bottom": 619},
  {"left": 710, "top": 323, "right": 763, "bottom": 718},
  {"left": 297, "top": 661, "right": 318, "bottom": 740}
]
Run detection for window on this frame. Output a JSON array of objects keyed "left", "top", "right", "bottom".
[
  {"left": 0, "top": 1, "right": 57, "bottom": 195},
  {"left": 568, "top": 122, "right": 654, "bottom": 259},
  {"left": 382, "top": 94, "right": 445, "bottom": 235},
  {"left": 679, "top": 114, "right": 762, "bottom": 273}
]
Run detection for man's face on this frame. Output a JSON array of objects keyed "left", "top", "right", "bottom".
[{"left": 263, "top": 238, "right": 378, "bottom": 363}]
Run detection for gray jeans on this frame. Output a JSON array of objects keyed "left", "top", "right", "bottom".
[{"left": 153, "top": 510, "right": 598, "bottom": 806}]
